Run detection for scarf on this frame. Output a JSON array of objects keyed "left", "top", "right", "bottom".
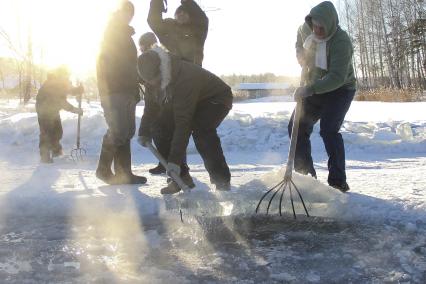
[{"left": 303, "top": 31, "right": 335, "bottom": 71}]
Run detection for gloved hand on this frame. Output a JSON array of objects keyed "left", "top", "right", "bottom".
[
  {"left": 166, "top": 162, "right": 181, "bottom": 177},
  {"left": 293, "top": 86, "right": 314, "bottom": 101},
  {"left": 74, "top": 107, "right": 83, "bottom": 116},
  {"left": 137, "top": 136, "right": 152, "bottom": 147}
]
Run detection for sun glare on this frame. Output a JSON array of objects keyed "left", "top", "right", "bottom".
[{"left": 21, "top": 0, "right": 120, "bottom": 78}]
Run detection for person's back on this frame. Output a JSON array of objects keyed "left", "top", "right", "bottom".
[
  {"left": 148, "top": 0, "right": 208, "bottom": 65},
  {"left": 171, "top": 58, "right": 232, "bottom": 108}
]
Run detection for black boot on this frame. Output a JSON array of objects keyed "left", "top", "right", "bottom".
[
  {"left": 161, "top": 181, "right": 182, "bottom": 194},
  {"left": 113, "top": 141, "right": 147, "bottom": 185},
  {"left": 329, "top": 181, "right": 350, "bottom": 193},
  {"left": 166, "top": 172, "right": 196, "bottom": 188},
  {"left": 149, "top": 163, "right": 166, "bottom": 175},
  {"left": 96, "top": 138, "right": 115, "bottom": 184},
  {"left": 214, "top": 182, "right": 231, "bottom": 191},
  {"left": 52, "top": 144, "right": 63, "bottom": 157}
]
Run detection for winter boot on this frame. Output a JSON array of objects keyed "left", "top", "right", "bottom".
[
  {"left": 214, "top": 182, "right": 231, "bottom": 191},
  {"left": 166, "top": 172, "right": 196, "bottom": 189},
  {"left": 40, "top": 149, "right": 53, "bottom": 164},
  {"left": 160, "top": 181, "right": 182, "bottom": 195},
  {"left": 113, "top": 142, "right": 147, "bottom": 185},
  {"left": 52, "top": 144, "right": 63, "bottom": 158},
  {"left": 149, "top": 163, "right": 166, "bottom": 175},
  {"left": 181, "top": 172, "right": 196, "bottom": 188},
  {"left": 96, "top": 139, "right": 115, "bottom": 184},
  {"left": 329, "top": 181, "right": 350, "bottom": 193}
]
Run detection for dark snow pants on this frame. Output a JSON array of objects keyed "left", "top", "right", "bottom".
[
  {"left": 37, "top": 112, "right": 63, "bottom": 156},
  {"left": 288, "top": 87, "right": 355, "bottom": 185},
  {"left": 192, "top": 100, "right": 231, "bottom": 186},
  {"left": 151, "top": 106, "right": 190, "bottom": 175}
]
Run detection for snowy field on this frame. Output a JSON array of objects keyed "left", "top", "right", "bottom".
[{"left": 0, "top": 97, "right": 425, "bottom": 283}]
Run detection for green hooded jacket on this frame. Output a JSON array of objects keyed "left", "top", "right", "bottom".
[{"left": 300, "top": 1, "right": 356, "bottom": 94}]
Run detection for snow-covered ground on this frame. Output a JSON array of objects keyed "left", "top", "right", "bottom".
[{"left": 0, "top": 97, "right": 425, "bottom": 283}]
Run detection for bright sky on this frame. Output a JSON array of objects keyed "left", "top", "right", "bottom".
[{"left": 0, "top": 0, "right": 338, "bottom": 78}]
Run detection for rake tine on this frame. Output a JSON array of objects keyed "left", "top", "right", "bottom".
[
  {"left": 290, "top": 180, "right": 310, "bottom": 217},
  {"left": 255, "top": 179, "right": 285, "bottom": 213},
  {"left": 71, "top": 150, "right": 77, "bottom": 162},
  {"left": 278, "top": 182, "right": 289, "bottom": 216},
  {"left": 71, "top": 148, "right": 87, "bottom": 162},
  {"left": 289, "top": 183, "right": 296, "bottom": 219},
  {"left": 266, "top": 184, "right": 283, "bottom": 215}
]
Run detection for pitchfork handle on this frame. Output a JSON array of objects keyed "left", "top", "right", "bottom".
[
  {"left": 76, "top": 93, "right": 82, "bottom": 148},
  {"left": 285, "top": 101, "right": 302, "bottom": 179}
]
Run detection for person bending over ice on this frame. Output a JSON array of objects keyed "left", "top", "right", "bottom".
[{"left": 137, "top": 48, "right": 232, "bottom": 194}]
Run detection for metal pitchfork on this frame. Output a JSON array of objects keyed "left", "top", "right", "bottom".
[
  {"left": 255, "top": 101, "right": 310, "bottom": 219},
  {"left": 71, "top": 93, "right": 86, "bottom": 161},
  {"left": 146, "top": 141, "right": 191, "bottom": 222}
]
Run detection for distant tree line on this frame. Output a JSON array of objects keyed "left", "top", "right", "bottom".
[
  {"left": 339, "top": 0, "right": 425, "bottom": 91},
  {"left": 220, "top": 73, "right": 299, "bottom": 89}
]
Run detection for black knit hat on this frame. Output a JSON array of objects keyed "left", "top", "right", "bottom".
[{"left": 137, "top": 50, "right": 161, "bottom": 82}]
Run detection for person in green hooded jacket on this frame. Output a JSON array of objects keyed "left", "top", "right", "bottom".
[{"left": 290, "top": 1, "right": 356, "bottom": 192}]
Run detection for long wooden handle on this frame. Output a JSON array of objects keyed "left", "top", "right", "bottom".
[
  {"left": 147, "top": 142, "right": 191, "bottom": 192},
  {"left": 284, "top": 101, "right": 302, "bottom": 180},
  {"left": 76, "top": 93, "right": 82, "bottom": 148}
]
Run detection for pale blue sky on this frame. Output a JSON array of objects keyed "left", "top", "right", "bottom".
[{"left": 0, "top": 0, "right": 338, "bottom": 77}]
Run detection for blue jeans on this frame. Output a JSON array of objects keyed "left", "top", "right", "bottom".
[{"left": 288, "top": 87, "right": 355, "bottom": 185}]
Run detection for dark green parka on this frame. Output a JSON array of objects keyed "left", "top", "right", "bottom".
[{"left": 298, "top": 1, "right": 356, "bottom": 94}]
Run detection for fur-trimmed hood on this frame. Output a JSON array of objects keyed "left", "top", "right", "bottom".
[{"left": 138, "top": 44, "right": 172, "bottom": 91}]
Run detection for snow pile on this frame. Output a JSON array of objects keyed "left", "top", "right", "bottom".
[{"left": 0, "top": 99, "right": 425, "bottom": 157}]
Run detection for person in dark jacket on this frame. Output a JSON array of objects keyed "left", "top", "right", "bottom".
[
  {"left": 291, "top": 1, "right": 356, "bottom": 192},
  {"left": 137, "top": 48, "right": 232, "bottom": 194},
  {"left": 148, "top": 0, "right": 208, "bottom": 66},
  {"left": 96, "top": 1, "right": 146, "bottom": 185},
  {"left": 36, "top": 66, "right": 83, "bottom": 163},
  {"left": 137, "top": 40, "right": 195, "bottom": 188}
]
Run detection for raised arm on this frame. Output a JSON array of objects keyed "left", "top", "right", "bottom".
[{"left": 148, "top": 0, "right": 172, "bottom": 37}]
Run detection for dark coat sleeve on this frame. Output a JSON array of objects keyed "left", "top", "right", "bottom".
[
  {"left": 147, "top": 0, "right": 173, "bottom": 40},
  {"left": 183, "top": 0, "right": 208, "bottom": 65},
  {"left": 183, "top": 0, "right": 208, "bottom": 41},
  {"left": 138, "top": 86, "right": 161, "bottom": 138}
]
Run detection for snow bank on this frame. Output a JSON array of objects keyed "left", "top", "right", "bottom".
[{"left": 0, "top": 99, "right": 425, "bottom": 157}]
